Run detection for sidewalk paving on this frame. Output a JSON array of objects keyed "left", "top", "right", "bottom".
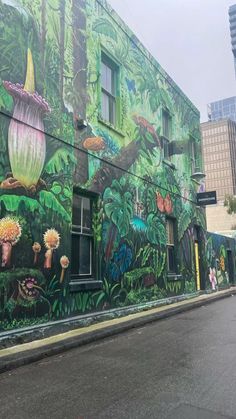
[{"left": 0, "top": 287, "right": 236, "bottom": 374}]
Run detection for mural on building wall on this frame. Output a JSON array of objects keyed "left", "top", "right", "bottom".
[
  {"left": 0, "top": 0, "right": 234, "bottom": 331},
  {"left": 206, "top": 232, "right": 234, "bottom": 290}
]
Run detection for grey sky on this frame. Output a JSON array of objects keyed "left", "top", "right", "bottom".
[{"left": 108, "top": 0, "right": 236, "bottom": 121}]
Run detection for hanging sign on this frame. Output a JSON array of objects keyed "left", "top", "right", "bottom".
[{"left": 196, "top": 191, "right": 217, "bottom": 206}]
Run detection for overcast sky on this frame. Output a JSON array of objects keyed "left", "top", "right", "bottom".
[{"left": 108, "top": 0, "right": 236, "bottom": 121}]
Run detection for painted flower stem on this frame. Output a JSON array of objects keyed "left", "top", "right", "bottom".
[{"left": 1, "top": 242, "right": 12, "bottom": 268}]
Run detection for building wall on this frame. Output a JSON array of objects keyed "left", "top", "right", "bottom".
[
  {"left": 207, "top": 97, "right": 236, "bottom": 123},
  {"left": 206, "top": 232, "right": 235, "bottom": 290},
  {"left": 201, "top": 119, "right": 236, "bottom": 201},
  {"left": 229, "top": 4, "right": 236, "bottom": 78},
  {"left": 0, "top": 0, "right": 234, "bottom": 331},
  {"left": 206, "top": 203, "right": 236, "bottom": 232}
]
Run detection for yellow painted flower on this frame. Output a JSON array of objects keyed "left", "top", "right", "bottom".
[
  {"left": 220, "top": 256, "right": 225, "bottom": 271},
  {"left": 43, "top": 228, "right": 60, "bottom": 250},
  {"left": 0, "top": 217, "right": 21, "bottom": 244}
]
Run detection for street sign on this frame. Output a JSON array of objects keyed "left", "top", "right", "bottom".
[{"left": 196, "top": 191, "right": 217, "bottom": 206}]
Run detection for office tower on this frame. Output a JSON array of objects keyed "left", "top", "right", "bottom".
[
  {"left": 201, "top": 119, "right": 236, "bottom": 232},
  {"left": 229, "top": 4, "right": 236, "bottom": 77},
  {"left": 207, "top": 97, "right": 236, "bottom": 122}
]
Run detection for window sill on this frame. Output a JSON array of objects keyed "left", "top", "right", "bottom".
[
  {"left": 163, "top": 159, "right": 176, "bottom": 170},
  {"left": 167, "top": 274, "right": 182, "bottom": 281},
  {"left": 98, "top": 116, "right": 125, "bottom": 137},
  {"left": 69, "top": 280, "right": 103, "bottom": 292}
]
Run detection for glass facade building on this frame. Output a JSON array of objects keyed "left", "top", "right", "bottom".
[
  {"left": 201, "top": 119, "right": 236, "bottom": 201},
  {"left": 207, "top": 97, "right": 236, "bottom": 123},
  {"left": 229, "top": 4, "right": 236, "bottom": 77}
]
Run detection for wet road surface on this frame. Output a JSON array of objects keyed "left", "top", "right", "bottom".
[{"left": 1, "top": 297, "right": 236, "bottom": 418}]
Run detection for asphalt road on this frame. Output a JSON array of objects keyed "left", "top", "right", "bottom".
[{"left": 1, "top": 297, "right": 236, "bottom": 419}]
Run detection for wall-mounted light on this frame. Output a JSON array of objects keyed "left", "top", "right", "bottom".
[
  {"left": 191, "top": 171, "right": 206, "bottom": 182},
  {"left": 76, "top": 119, "right": 88, "bottom": 130}
]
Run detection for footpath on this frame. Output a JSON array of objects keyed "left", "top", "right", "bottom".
[{"left": 0, "top": 287, "right": 235, "bottom": 374}]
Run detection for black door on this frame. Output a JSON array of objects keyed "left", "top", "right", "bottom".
[{"left": 227, "top": 250, "right": 235, "bottom": 284}]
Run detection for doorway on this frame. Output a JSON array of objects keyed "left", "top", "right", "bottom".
[
  {"left": 227, "top": 249, "right": 235, "bottom": 284},
  {"left": 194, "top": 226, "right": 204, "bottom": 290}
]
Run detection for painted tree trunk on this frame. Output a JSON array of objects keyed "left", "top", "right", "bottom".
[
  {"left": 72, "top": 0, "right": 88, "bottom": 184},
  {"left": 40, "top": 0, "right": 47, "bottom": 89},
  {"left": 59, "top": 0, "right": 65, "bottom": 112}
]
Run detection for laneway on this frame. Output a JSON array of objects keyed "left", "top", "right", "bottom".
[{"left": 1, "top": 297, "right": 236, "bottom": 419}]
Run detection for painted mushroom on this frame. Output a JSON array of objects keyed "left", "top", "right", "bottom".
[
  {"left": 60, "top": 255, "right": 70, "bottom": 283},
  {"left": 43, "top": 228, "right": 60, "bottom": 269},
  {"left": 32, "top": 242, "right": 41, "bottom": 265},
  {"left": 3, "top": 48, "right": 50, "bottom": 191},
  {"left": 0, "top": 217, "right": 21, "bottom": 267}
]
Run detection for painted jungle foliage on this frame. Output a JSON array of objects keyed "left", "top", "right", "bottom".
[{"left": 0, "top": 0, "right": 234, "bottom": 331}]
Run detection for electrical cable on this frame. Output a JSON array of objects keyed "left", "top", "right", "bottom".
[{"left": 0, "top": 108, "right": 200, "bottom": 206}]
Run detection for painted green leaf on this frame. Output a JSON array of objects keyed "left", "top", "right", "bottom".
[
  {"left": 220, "top": 245, "right": 226, "bottom": 258},
  {"left": 0, "top": 84, "right": 13, "bottom": 112},
  {"left": 63, "top": 186, "right": 71, "bottom": 198},
  {"left": 146, "top": 213, "right": 166, "bottom": 245},
  {"left": 146, "top": 188, "right": 156, "bottom": 213},
  {"left": 178, "top": 209, "right": 192, "bottom": 241},
  {"left": 139, "top": 149, "right": 153, "bottom": 165},
  {"left": 51, "top": 182, "right": 62, "bottom": 195},
  {"left": 39, "top": 190, "right": 70, "bottom": 222},
  {"left": 44, "top": 148, "right": 76, "bottom": 174},
  {"left": 103, "top": 185, "right": 133, "bottom": 237},
  {"left": 93, "top": 18, "right": 117, "bottom": 41},
  {"left": 0, "top": 194, "right": 44, "bottom": 214}
]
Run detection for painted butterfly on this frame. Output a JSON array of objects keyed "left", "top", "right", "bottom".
[{"left": 156, "top": 192, "right": 173, "bottom": 214}]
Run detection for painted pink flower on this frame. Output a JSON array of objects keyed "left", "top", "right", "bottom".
[
  {"left": 209, "top": 268, "right": 217, "bottom": 290},
  {"left": 3, "top": 49, "right": 50, "bottom": 189}
]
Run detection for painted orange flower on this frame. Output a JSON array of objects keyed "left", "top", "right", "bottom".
[
  {"left": 220, "top": 256, "right": 225, "bottom": 271},
  {"left": 43, "top": 228, "right": 60, "bottom": 250},
  {"left": 0, "top": 217, "right": 21, "bottom": 244}
]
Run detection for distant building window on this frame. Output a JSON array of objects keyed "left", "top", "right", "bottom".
[
  {"left": 162, "top": 109, "right": 172, "bottom": 159},
  {"left": 71, "top": 192, "right": 94, "bottom": 279},
  {"left": 101, "top": 53, "right": 118, "bottom": 125},
  {"left": 166, "top": 218, "right": 176, "bottom": 273}
]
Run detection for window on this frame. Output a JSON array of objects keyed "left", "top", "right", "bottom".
[
  {"left": 190, "top": 138, "right": 197, "bottom": 173},
  {"left": 162, "top": 109, "right": 172, "bottom": 160},
  {"left": 71, "top": 192, "right": 94, "bottom": 279},
  {"left": 162, "top": 109, "right": 171, "bottom": 139},
  {"left": 162, "top": 137, "right": 170, "bottom": 160},
  {"left": 166, "top": 218, "right": 176, "bottom": 273},
  {"left": 101, "top": 53, "right": 118, "bottom": 125}
]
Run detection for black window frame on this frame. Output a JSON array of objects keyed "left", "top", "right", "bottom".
[
  {"left": 71, "top": 190, "right": 96, "bottom": 281},
  {"left": 166, "top": 217, "right": 177, "bottom": 274},
  {"left": 190, "top": 136, "right": 197, "bottom": 173},
  {"left": 100, "top": 52, "right": 119, "bottom": 126}
]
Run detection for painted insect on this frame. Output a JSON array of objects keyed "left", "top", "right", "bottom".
[{"left": 156, "top": 192, "right": 173, "bottom": 214}]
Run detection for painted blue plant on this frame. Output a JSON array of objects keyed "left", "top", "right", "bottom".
[
  {"left": 109, "top": 243, "right": 133, "bottom": 281},
  {"left": 125, "top": 78, "right": 136, "bottom": 94},
  {"left": 130, "top": 216, "right": 147, "bottom": 232}
]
